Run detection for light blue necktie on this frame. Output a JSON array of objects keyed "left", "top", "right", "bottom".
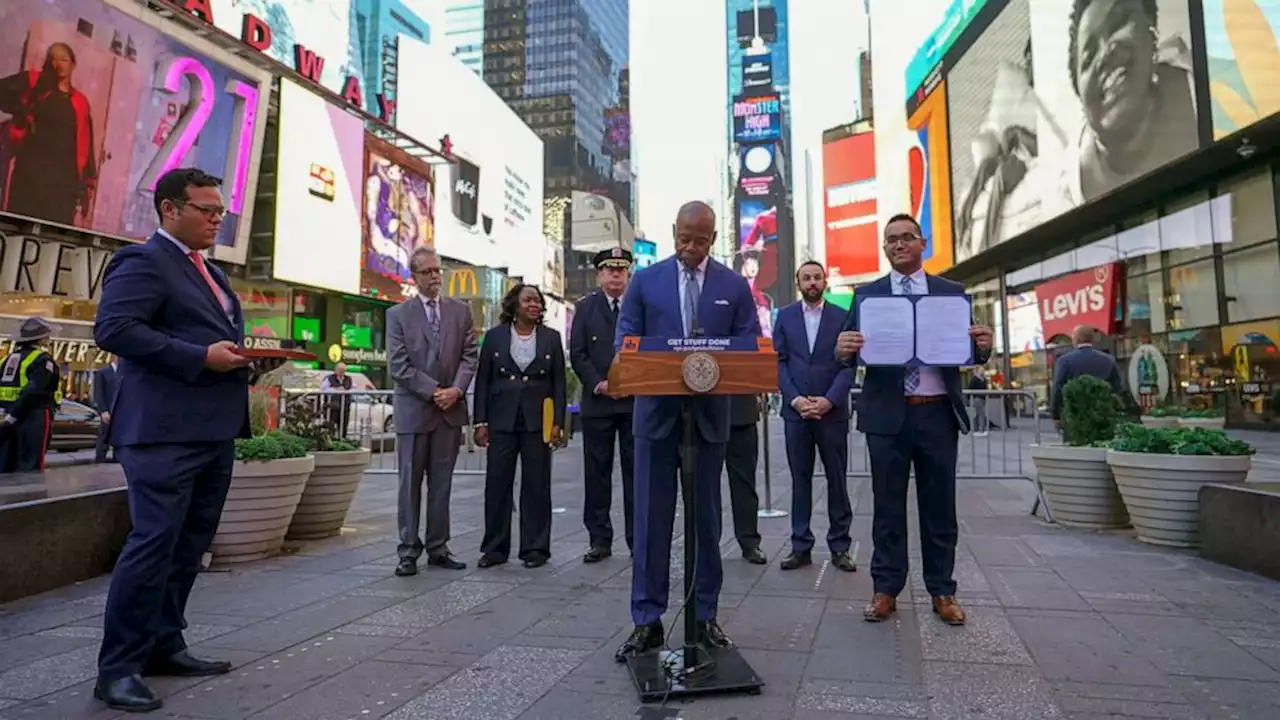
[
  {"left": 426, "top": 299, "right": 441, "bottom": 340},
  {"left": 683, "top": 267, "right": 700, "bottom": 337},
  {"left": 900, "top": 276, "right": 920, "bottom": 394}
]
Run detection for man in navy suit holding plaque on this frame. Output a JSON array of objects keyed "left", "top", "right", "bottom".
[
  {"left": 836, "top": 213, "right": 993, "bottom": 627},
  {"left": 612, "top": 201, "right": 759, "bottom": 662}
]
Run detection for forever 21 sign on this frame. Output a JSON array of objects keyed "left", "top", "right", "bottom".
[{"left": 0, "top": 232, "right": 115, "bottom": 302}]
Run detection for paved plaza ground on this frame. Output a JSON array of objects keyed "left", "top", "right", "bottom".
[{"left": 2, "top": 426, "right": 1280, "bottom": 719}]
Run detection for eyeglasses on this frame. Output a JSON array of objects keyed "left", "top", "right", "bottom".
[
  {"left": 883, "top": 233, "right": 923, "bottom": 248},
  {"left": 412, "top": 267, "right": 443, "bottom": 276},
  {"left": 181, "top": 201, "right": 227, "bottom": 220}
]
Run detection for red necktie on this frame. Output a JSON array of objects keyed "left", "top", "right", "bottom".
[{"left": 189, "top": 251, "right": 227, "bottom": 309}]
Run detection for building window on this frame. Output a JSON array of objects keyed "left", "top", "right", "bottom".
[
  {"left": 1166, "top": 326, "right": 1225, "bottom": 409},
  {"left": 1162, "top": 191, "right": 1213, "bottom": 265},
  {"left": 1167, "top": 259, "right": 1218, "bottom": 330},
  {"left": 1223, "top": 241, "right": 1280, "bottom": 323},
  {"left": 1119, "top": 210, "right": 1160, "bottom": 273},
  {"left": 1219, "top": 169, "right": 1277, "bottom": 250},
  {"left": 1125, "top": 271, "right": 1166, "bottom": 335}
]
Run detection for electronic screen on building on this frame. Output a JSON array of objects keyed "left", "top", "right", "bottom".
[{"left": 733, "top": 94, "right": 782, "bottom": 144}]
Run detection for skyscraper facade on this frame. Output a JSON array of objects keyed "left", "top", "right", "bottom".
[
  {"left": 481, "top": 0, "right": 632, "bottom": 300},
  {"left": 444, "top": 1, "right": 484, "bottom": 73},
  {"left": 355, "top": 0, "right": 431, "bottom": 122}
]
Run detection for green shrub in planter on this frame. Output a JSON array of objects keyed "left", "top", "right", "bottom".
[
  {"left": 1061, "top": 376, "right": 1121, "bottom": 447},
  {"left": 1109, "top": 424, "right": 1254, "bottom": 456},
  {"left": 281, "top": 397, "right": 362, "bottom": 452},
  {"left": 1181, "top": 407, "right": 1223, "bottom": 419},
  {"left": 234, "top": 432, "right": 311, "bottom": 462},
  {"left": 1143, "top": 403, "right": 1181, "bottom": 418}
]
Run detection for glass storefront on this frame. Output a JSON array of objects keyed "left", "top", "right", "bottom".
[{"left": 989, "top": 165, "right": 1280, "bottom": 428}]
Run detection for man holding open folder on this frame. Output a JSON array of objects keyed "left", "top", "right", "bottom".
[{"left": 835, "top": 212, "right": 993, "bottom": 627}]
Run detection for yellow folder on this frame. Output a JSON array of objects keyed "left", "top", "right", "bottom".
[{"left": 543, "top": 397, "right": 555, "bottom": 445}]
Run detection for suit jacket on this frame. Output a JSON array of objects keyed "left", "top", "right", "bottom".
[
  {"left": 729, "top": 394, "right": 760, "bottom": 429},
  {"left": 839, "top": 273, "right": 990, "bottom": 435},
  {"left": 92, "top": 363, "right": 120, "bottom": 413},
  {"left": 1050, "top": 345, "right": 1124, "bottom": 420},
  {"left": 615, "top": 256, "right": 759, "bottom": 443},
  {"left": 474, "top": 324, "right": 567, "bottom": 433},
  {"left": 93, "top": 233, "right": 249, "bottom": 446},
  {"left": 386, "top": 295, "right": 479, "bottom": 433},
  {"left": 570, "top": 290, "right": 633, "bottom": 417},
  {"left": 774, "top": 301, "right": 854, "bottom": 423}
]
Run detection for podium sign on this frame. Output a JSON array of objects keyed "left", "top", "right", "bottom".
[{"left": 610, "top": 336, "right": 778, "bottom": 397}]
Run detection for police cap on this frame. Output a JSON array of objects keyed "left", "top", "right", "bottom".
[
  {"left": 12, "top": 317, "right": 58, "bottom": 344},
  {"left": 593, "top": 247, "right": 633, "bottom": 270}
]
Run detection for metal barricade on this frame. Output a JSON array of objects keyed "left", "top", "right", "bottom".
[{"left": 277, "top": 389, "right": 487, "bottom": 477}]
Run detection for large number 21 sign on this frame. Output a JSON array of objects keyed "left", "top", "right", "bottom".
[{"left": 138, "top": 55, "right": 261, "bottom": 217}]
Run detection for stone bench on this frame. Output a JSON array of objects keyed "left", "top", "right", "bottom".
[{"left": 1199, "top": 482, "right": 1280, "bottom": 582}]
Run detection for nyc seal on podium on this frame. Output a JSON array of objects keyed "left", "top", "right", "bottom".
[{"left": 681, "top": 352, "right": 721, "bottom": 393}]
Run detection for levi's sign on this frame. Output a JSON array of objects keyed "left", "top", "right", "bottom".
[{"left": 1035, "top": 264, "right": 1122, "bottom": 340}]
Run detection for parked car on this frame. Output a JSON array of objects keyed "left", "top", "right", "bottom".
[
  {"left": 280, "top": 369, "right": 393, "bottom": 434},
  {"left": 50, "top": 400, "right": 101, "bottom": 451}
]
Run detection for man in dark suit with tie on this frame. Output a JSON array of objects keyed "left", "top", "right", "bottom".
[
  {"left": 774, "top": 261, "right": 856, "bottom": 572},
  {"left": 570, "top": 247, "right": 636, "bottom": 562},
  {"left": 92, "top": 357, "right": 120, "bottom": 463},
  {"left": 613, "top": 201, "right": 759, "bottom": 661},
  {"left": 836, "top": 213, "right": 993, "bottom": 627},
  {"left": 1050, "top": 325, "right": 1125, "bottom": 440},
  {"left": 93, "top": 168, "right": 276, "bottom": 713}
]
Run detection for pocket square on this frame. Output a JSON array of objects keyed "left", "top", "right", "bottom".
[{"left": 714, "top": 299, "right": 730, "bottom": 306}]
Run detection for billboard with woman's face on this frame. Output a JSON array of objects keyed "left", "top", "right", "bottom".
[{"left": 0, "top": 0, "right": 269, "bottom": 263}]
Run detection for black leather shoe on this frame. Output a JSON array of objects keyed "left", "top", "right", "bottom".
[
  {"left": 522, "top": 556, "right": 548, "bottom": 569},
  {"left": 144, "top": 650, "right": 232, "bottom": 677},
  {"left": 394, "top": 558, "right": 418, "bottom": 576},
  {"left": 94, "top": 674, "right": 161, "bottom": 713},
  {"left": 583, "top": 546, "right": 612, "bottom": 563},
  {"left": 696, "top": 620, "right": 733, "bottom": 648},
  {"left": 427, "top": 552, "right": 467, "bottom": 570},
  {"left": 614, "top": 622, "right": 664, "bottom": 662},
  {"left": 831, "top": 551, "right": 858, "bottom": 572},
  {"left": 477, "top": 554, "right": 507, "bottom": 568},
  {"left": 780, "top": 551, "right": 812, "bottom": 570},
  {"left": 741, "top": 546, "right": 767, "bottom": 565}
]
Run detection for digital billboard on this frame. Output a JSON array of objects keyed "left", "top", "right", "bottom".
[
  {"left": 736, "top": 188, "right": 781, "bottom": 337},
  {"left": 0, "top": 0, "right": 269, "bottom": 264},
  {"left": 273, "top": 80, "right": 365, "bottom": 294},
  {"left": 733, "top": 93, "right": 783, "bottom": 144},
  {"left": 742, "top": 52, "right": 774, "bottom": 93},
  {"left": 633, "top": 237, "right": 657, "bottom": 268},
  {"left": 1202, "top": 0, "right": 1280, "bottom": 139},
  {"left": 362, "top": 134, "right": 434, "bottom": 303},
  {"left": 906, "top": 82, "right": 955, "bottom": 274},
  {"left": 736, "top": 7, "right": 778, "bottom": 46},
  {"left": 396, "top": 38, "right": 545, "bottom": 283},
  {"left": 1029, "top": 0, "right": 1199, "bottom": 226},
  {"left": 904, "top": 0, "right": 992, "bottom": 101},
  {"left": 823, "top": 132, "right": 880, "bottom": 279}
]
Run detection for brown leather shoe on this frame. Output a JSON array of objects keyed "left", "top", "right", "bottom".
[
  {"left": 862, "top": 592, "right": 897, "bottom": 622},
  {"left": 932, "top": 595, "right": 966, "bottom": 626}
]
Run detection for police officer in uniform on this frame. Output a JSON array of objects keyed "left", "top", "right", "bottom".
[
  {"left": 0, "top": 317, "right": 64, "bottom": 473},
  {"left": 569, "top": 247, "right": 636, "bottom": 562}
]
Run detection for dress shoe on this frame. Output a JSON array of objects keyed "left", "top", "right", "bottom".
[
  {"left": 696, "top": 620, "right": 733, "bottom": 648},
  {"left": 614, "top": 622, "right": 664, "bottom": 662},
  {"left": 394, "top": 558, "right": 418, "bottom": 576},
  {"left": 863, "top": 592, "right": 897, "bottom": 622},
  {"left": 94, "top": 674, "right": 161, "bottom": 713},
  {"left": 932, "top": 595, "right": 966, "bottom": 626},
  {"left": 780, "top": 551, "right": 812, "bottom": 570},
  {"left": 583, "top": 546, "right": 612, "bottom": 563},
  {"left": 741, "top": 546, "right": 767, "bottom": 565},
  {"left": 522, "top": 555, "right": 548, "bottom": 569},
  {"left": 143, "top": 650, "right": 231, "bottom": 677},
  {"left": 831, "top": 552, "right": 858, "bottom": 572},
  {"left": 477, "top": 554, "right": 507, "bottom": 568},
  {"left": 427, "top": 552, "right": 466, "bottom": 570}
]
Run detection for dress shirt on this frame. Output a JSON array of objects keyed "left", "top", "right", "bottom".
[
  {"left": 889, "top": 268, "right": 945, "bottom": 397},
  {"left": 803, "top": 300, "right": 823, "bottom": 354},
  {"left": 159, "top": 229, "right": 232, "bottom": 320},
  {"left": 677, "top": 257, "right": 709, "bottom": 337}
]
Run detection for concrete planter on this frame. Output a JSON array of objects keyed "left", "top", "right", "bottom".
[
  {"left": 1179, "top": 417, "right": 1226, "bottom": 430},
  {"left": 211, "top": 455, "right": 315, "bottom": 564},
  {"left": 1140, "top": 416, "right": 1180, "bottom": 429},
  {"left": 287, "top": 449, "right": 371, "bottom": 540},
  {"left": 1106, "top": 450, "right": 1251, "bottom": 548},
  {"left": 1030, "top": 444, "right": 1129, "bottom": 529}
]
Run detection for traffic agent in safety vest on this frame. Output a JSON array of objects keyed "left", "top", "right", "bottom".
[{"left": 0, "top": 317, "right": 64, "bottom": 473}]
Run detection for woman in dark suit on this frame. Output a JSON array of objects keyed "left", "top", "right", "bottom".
[{"left": 474, "top": 283, "right": 567, "bottom": 568}]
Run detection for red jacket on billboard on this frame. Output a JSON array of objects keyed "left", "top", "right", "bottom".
[
  {"left": 1036, "top": 263, "right": 1122, "bottom": 341},
  {"left": 4, "top": 69, "right": 97, "bottom": 186}
]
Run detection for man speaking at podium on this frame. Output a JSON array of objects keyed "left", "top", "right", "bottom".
[{"left": 613, "top": 201, "right": 760, "bottom": 662}]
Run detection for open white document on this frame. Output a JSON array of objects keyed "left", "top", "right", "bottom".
[
  {"left": 915, "top": 295, "right": 973, "bottom": 365},
  {"left": 857, "top": 297, "right": 915, "bottom": 365}
]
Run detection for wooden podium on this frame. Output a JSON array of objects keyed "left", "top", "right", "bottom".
[{"left": 608, "top": 335, "right": 777, "bottom": 702}]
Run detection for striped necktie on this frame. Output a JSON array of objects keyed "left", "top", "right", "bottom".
[{"left": 900, "top": 275, "right": 920, "bottom": 394}]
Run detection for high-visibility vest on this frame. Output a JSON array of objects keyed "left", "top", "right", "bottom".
[{"left": 0, "top": 348, "right": 64, "bottom": 406}]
